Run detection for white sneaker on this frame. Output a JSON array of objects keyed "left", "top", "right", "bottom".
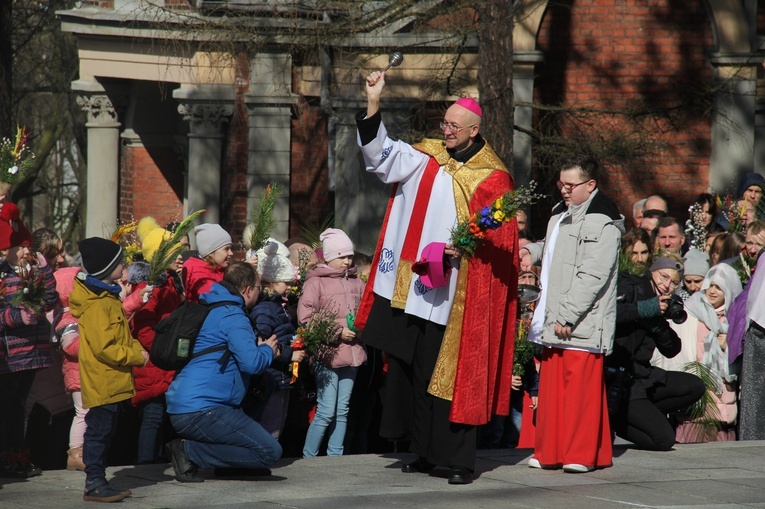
[
  {"left": 528, "top": 457, "right": 542, "bottom": 469},
  {"left": 563, "top": 463, "right": 594, "bottom": 473}
]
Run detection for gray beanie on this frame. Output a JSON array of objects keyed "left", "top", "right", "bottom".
[
  {"left": 682, "top": 248, "right": 710, "bottom": 278},
  {"left": 194, "top": 223, "right": 232, "bottom": 258},
  {"left": 650, "top": 256, "right": 684, "bottom": 278},
  {"left": 126, "top": 261, "right": 150, "bottom": 285}
]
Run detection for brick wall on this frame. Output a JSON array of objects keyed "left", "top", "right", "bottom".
[
  {"left": 120, "top": 145, "right": 184, "bottom": 226},
  {"left": 535, "top": 1, "right": 714, "bottom": 225},
  {"left": 220, "top": 100, "right": 250, "bottom": 248},
  {"left": 290, "top": 95, "right": 331, "bottom": 239}
]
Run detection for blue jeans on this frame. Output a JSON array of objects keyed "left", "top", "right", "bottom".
[
  {"left": 137, "top": 396, "right": 166, "bottom": 463},
  {"left": 169, "top": 406, "right": 282, "bottom": 469},
  {"left": 303, "top": 364, "right": 357, "bottom": 457},
  {"left": 479, "top": 390, "right": 525, "bottom": 448},
  {"left": 83, "top": 401, "right": 126, "bottom": 485}
]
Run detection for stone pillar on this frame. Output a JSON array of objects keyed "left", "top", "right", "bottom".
[
  {"left": 709, "top": 56, "right": 761, "bottom": 191},
  {"left": 513, "top": 51, "right": 545, "bottom": 191},
  {"left": 245, "top": 52, "right": 297, "bottom": 241},
  {"left": 73, "top": 80, "right": 124, "bottom": 238},
  {"left": 332, "top": 98, "right": 417, "bottom": 253},
  {"left": 174, "top": 85, "right": 234, "bottom": 225}
]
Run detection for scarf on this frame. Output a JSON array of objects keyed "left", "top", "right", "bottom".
[
  {"left": 685, "top": 262, "right": 742, "bottom": 389},
  {"left": 80, "top": 273, "right": 123, "bottom": 296}
]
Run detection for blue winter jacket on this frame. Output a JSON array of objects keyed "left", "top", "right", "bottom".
[
  {"left": 166, "top": 282, "right": 274, "bottom": 414},
  {"left": 249, "top": 291, "right": 296, "bottom": 389}
]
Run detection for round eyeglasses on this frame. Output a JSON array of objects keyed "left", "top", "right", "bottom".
[{"left": 439, "top": 121, "right": 475, "bottom": 133}]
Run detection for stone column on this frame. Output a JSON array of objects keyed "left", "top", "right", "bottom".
[
  {"left": 245, "top": 52, "right": 297, "bottom": 241},
  {"left": 709, "top": 56, "right": 761, "bottom": 191},
  {"left": 513, "top": 51, "right": 545, "bottom": 191},
  {"left": 174, "top": 85, "right": 234, "bottom": 225},
  {"left": 73, "top": 80, "right": 124, "bottom": 238},
  {"left": 332, "top": 98, "right": 417, "bottom": 253}
]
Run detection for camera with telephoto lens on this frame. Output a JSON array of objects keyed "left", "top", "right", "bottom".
[{"left": 664, "top": 294, "right": 687, "bottom": 324}]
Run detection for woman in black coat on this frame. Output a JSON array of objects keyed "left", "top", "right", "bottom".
[{"left": 606, "top": 232, "right": 705, "bottom": 451}]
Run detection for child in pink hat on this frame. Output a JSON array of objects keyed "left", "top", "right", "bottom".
[{"left": 299, "top": 228, "right": 366, "bottom": 457}]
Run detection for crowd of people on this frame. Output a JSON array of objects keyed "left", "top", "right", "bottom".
[{"left": 2, "top": 71, "right": 765, "bottom": 503}]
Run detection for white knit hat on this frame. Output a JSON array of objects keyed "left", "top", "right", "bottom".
[{"left": 260, "top": 241, "right": 297, "bottom": 283}]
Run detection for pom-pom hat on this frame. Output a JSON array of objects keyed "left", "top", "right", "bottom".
[
  {"left": 0, "top": 202, "right": 32, "bottom": 251},
  {"left": 260, "top": 241, "right": 297, "bottom": 283},
  {"left": 137, "top": 217, "right": 173, "bottom": 262}
]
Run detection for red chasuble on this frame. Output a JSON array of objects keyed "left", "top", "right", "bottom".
[{"left": 357, "top": 140, "right": 518, "bottom": 426}]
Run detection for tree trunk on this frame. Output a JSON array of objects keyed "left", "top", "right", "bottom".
[
  {"left": 0, "top": 1, "right": 12, "bottom": 136},
  {"left": 476, "top": 0, "right": 514, "bottom": 173}
]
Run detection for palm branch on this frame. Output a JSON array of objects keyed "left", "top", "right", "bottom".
[
  {"left": 681, "top": 360, "right": 724, "bottom": 442},
  {"left": 148, "top": 209, "right": 206, "bottom": 285},
  {"left": 249, "top": 182, "right": 284, "bottom": 252},
  {"left": 299, "top": 213, "right": 337, "bottom": 251}
]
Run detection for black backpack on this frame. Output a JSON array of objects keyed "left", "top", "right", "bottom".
[{"left": 150, "top": 300, "right": 230, "bottom": 371}]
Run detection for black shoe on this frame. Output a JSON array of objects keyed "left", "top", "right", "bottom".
[
  {"left": 448, "top": 466, "right": 473, "bottom": 485},
  {"left": 214, "top": 467, "right": 272, "bottom": 478},
  {"left": 0, "top": 449, "right": 42, "bottom": 478},
  {"left": 164, "top": 439, "right": 204, "bottom": 483},
  {"left": 0, "top": 463, "right": 42, "bottom": 478},
  {"left": 83, "top": 479, "right": 130, "bottom": 503},
  {"left": 401, "top": 457, "right": 435, "bottom": 473}
]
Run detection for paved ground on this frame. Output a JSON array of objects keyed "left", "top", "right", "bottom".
[{"left": 2, "top": 441, "right": 765, "bottom": 508}]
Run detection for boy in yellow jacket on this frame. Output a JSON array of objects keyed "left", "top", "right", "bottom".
[{"left": 69, "top": 237, "right": 148, "bottom": 503}]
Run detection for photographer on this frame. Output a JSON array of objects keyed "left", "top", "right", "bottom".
[{"left": 606, "top": 242, "right": 705, "bottom": 451}]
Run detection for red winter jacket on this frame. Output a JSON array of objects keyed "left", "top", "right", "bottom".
[
  {"left": 130, "top": 274, "right": 182, "bottom": 405},
  {"left": 182, "top": 256, "right": 223, "bottom": 303}
]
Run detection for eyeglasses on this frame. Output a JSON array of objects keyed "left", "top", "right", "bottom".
[
  {"left": 439, "top": 121, "right": 475, "bottom": 133},
  {"left": 556, "top": 180, "right": 590, "bottom": 192},
  {"left": 656, "top": 272, "right": 680, "bottom": 290}
]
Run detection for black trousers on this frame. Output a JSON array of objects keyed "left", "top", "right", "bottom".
[
  {"left": 618, "top": 371, "right": 705, "bottom": 451},
  {"left": 364, "top": 296, "right": 476, "bottom": 470}
]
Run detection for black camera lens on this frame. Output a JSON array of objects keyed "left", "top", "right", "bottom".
[{"left": 665, "top": 294, "right": 687, "bottom": 324}]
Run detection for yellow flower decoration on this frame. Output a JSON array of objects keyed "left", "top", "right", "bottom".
[
  {"left": 493, "top": 210, "right": 506, "bottom": 222},
  {"left": 494, "top": 197, "right": 503, "bottom": 209}
]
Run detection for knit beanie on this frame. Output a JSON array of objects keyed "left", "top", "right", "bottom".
[
  {"left": 256, "top": 237, "right": 289, "bottom": 259},
  {"left": 79, "top": 237, "right": 124, "bottom": 280},
  {"left": 259, "top": 241, "right": 297, "bottom": 283},
  {"left": 649, "top": 256, "right": 684, "bottom": 279},
  {"left": 320, "top": 228, "right": 354, "bottom": 262},
  {"left": 137, "top": 216, "right": 173, "bottom": 262},
  {"left": 0, "top": 202, "right": 32, "bottom": 251},
  {"left": 194, "top": 223, "right": 231, "bottom": 259},
  {"left": 126, "top": 260, "right": 150, "bottom": 285},
  {"left": 682, "top": 248, "right": 710, "bottom": 278}
]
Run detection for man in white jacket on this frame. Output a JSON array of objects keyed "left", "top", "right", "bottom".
[{"left": 520, "top": 154, "right": 624, "bottom": 473}]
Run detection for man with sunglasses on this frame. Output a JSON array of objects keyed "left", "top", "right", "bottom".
[
  {"left": 354, "top": 71, "right": 517, "bottom": 485},
  {"left": 519, "top": 155, "right": 624, "bottom": 473}
]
